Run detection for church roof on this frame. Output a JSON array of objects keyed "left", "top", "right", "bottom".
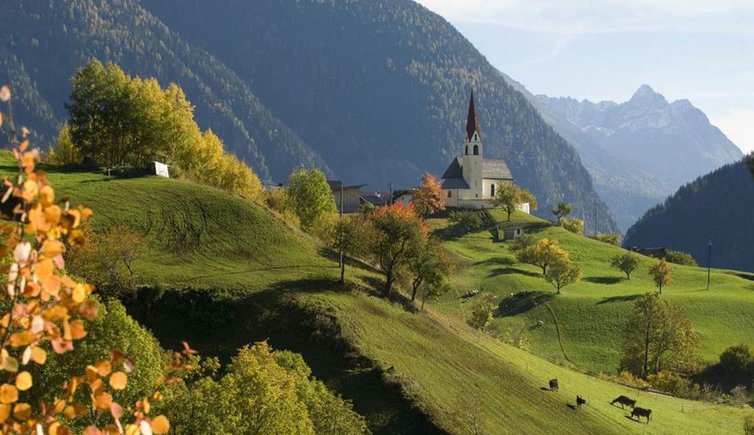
[
  {"left": 466, "top": 89, "right": 481, "bottom": 141},
  {"left": 441, "top": 177, "right": 470, "bottom": 189},
  {"left": 440, "top": 156, "right": 513, "bottom": 185},
  {"left": 482, "top": 158, "right": 513, "bottom": 179}
]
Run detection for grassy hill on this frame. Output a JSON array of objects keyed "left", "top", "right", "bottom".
[
  {"left": 13, "top": 156, "right": 751, "bottom": 433},
  {"left": 433, "top": 209, "right": 754, "bottom": 374}
]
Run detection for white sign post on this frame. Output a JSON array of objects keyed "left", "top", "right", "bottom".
[{"left": 154, "top": 161, "right": 170, "bottom": 178}]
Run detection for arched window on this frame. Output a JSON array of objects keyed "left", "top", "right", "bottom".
[
  {"left": 490, "top": 184, "right": 496, "bottom": 197},
  {"left": 465, "top": 145, "right": 468, "bottom": 155},
  {"left": 473, "top": 145, "right": 479, "bottom": 155},
  {"left": 447, "top": 190, "right": 452, "bottom": 198}
]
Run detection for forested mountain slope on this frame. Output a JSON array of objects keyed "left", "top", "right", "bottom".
[
  {"left": 0, "top": 0, "right": 328, "bottom": 180},
  {"left": 140, "top": 0, "right": 618, "bottom": 232},
  {"left": 625, "top": 155, "right": 754, "bottom": 272}
]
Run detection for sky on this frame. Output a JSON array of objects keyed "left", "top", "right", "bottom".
[{"left": 414, "top": 0, "right": 754, "bottom": 153}]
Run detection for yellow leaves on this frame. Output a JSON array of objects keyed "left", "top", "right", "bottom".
[
  {"left": 15, "top": 372, "right": 32, "bottom": 391},
  {"left": 70, "top": 320, "right": 86, "bottom": 340},
  {"left": 43, "top": 305, "right": 69, "bottom": 322},
  {"left": 109, "top": 372, "right": 127, "bottom": 390},
  {"left": 40, "top": 185, "right": 55, "bottom": 205},
  {"left": 96, "top": 360, "right": 112, "bottom": 377},
  {"left": 150, "top": 416, "right": 170, "bottom": 434},
  {"left": 0, "top": 403, "right": 8, "bottom": 421},
  {"left": 21, "top": 180, "right": 38, "bottom": 202},
  {"left": 0, "top": 384, "right": 18, "bottom": 404},
  {"left": 12, "top": 402, "right": 31, "bottom": 420},
  {"left": 30, "top": 347, "right": 46, "bottom": 365},
  {"left": 72, "top": 284, "right": 87, "bottom": 303},
  {"left": 40, "top": 240, "right": 65, "bottom": 258}
]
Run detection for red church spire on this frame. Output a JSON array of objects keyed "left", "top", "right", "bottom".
[{"left": 466, "top": 89, "right": 481, "bottom": 141}]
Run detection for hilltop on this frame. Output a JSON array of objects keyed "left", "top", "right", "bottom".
[{"left": 14, "top": 155, "right": 751, "bottom": 433}]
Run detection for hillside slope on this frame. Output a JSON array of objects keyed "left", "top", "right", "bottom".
[
  {"left": 0, "top": 0, "right": 328, "bottom": 180},
  {"left": 625, "top": 156, "right": 754, "bottom": 272},
  {"left": 433, "top": 209, "right": 754, "bottom": 375},
  {"left": 18, "top": 155, "right": 750, "bottom": 433},
  {"left": 140, "top": 0, "right": 618, "bottom": 233}
]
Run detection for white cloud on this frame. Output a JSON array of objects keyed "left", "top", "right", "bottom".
[
  {"left": 709, "top": 109, "right": 754, "bottom": 154},
  {"left": 414, "top": 0, "right": 754, "bottom": 33}
]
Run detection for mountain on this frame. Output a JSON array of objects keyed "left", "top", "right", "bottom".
[
  {"left": 139, "top": 0, "right": 618, "bottom": 233},
  {"left": 624, "top": 155, "right": 754, "bottom": 272},
  {"left": 0, "top": 0, "right": 329, "bottom": 181},
  {"left": 532, "top": 85, "right": 743, "bottom": 230},
  {"left": 502, "top": 75, "right": 671, "bottom": 231}
]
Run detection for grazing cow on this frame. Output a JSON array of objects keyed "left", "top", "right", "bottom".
[
  {"left": 549, "top": 379, "right": 559, "bottom": 392},
  {"left": 610, "top": 395, "right": 636, "bottom": 409},
  {"left": 630, "top": 407, "right": 652, "bottom": 423},
  {"left": 576, "top": 396, "right": 586, "bottom": 409}
]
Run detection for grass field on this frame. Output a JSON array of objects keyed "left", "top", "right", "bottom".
[
  {"left": 11, "top": 153, "right": 752, "bottom": 434},
  {"left": 433, "top": 209, "right": 754, "bottom": 374}
]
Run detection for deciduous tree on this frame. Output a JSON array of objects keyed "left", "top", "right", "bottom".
[
  {"left": 552, "top": 201, "right": 572, "bottom": 225},
  {"left": 610, "top": 252, "right": 640, "bottom": 280},
  {"left": 286, "top": 169, "right": 337, "bottom": 232},
  {"left": 408, "top": 237, "right": 454, "bottom": 302},
  {"left": 413, "top": 173, "right": 445, "bottom": 217},
  {"left": 489, "top": 183, "right": 537, "bottom": 221},
  {"left": 516, "top": 238, "right": 570, "bottom": 276},
  {"left": 467, "top": 293, "right": 497, "bottom": 330},
  {"left": 369, "top": 203, "right": 427, "bottom": 298},
  {"left": 649, "top": 258, "right": 673, "bottom": 294},
  {"left": 544, "top": 258, "right": 581, "bottom": 294},
  {"left": 561, "top": 218, "right": 584, "bottom": 235},
  {"left": 620, "top": 293, "right": 699, "bottom": 377}
]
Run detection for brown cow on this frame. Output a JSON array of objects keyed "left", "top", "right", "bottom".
[
  {"left": 630, "top": 407, "right": 652, "bottom": 423},
  {"left": 611, "top": 395, "right": 636, "bottom": 409}
]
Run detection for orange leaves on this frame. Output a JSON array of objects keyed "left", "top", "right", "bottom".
[
  {"left": 95, "top": 360, "right": 112, "bottom": 377},
  {"left": 150, "top": 415, "right": 170, "bottom": 434},
  {"left": 109, "top": 372, "right": 127, "bottom": 390},
  {"left": 0, "top": 384, "right": 18, "bottom": 404},
  {"left": 9, "top": 331, "right": 35, "bottom": 348},
  {"left": 12, "top": 402, "right": 31, "bottom": 420},
  {"left": 94, "top": 392, "right": 113, "bottom": 410}
]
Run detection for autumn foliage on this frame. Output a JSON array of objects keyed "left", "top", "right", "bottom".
[{"left": 0, "top": 84, "right": 186, "bottom": 434}]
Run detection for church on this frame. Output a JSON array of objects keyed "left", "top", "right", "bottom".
[{"left": 441, "top": 90, "right": 514, "bottom": 209}]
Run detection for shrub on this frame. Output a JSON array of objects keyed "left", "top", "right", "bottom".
[
  {"left": 646, "top": 371, "right": 700, "bottom": 399},
  {"left": 561, "top": 218, "right": 584, "bottom": 235},
  {"left": 593, "top": 232, "right": 620, "bottom": 246},
  {"left": 719, "top": 344, "right": 754, "bottom": 374},
  {"left": 744, "top": 414, "right": 754, "bottom": 435},
  {"left": 448, "top": 210, "right": 484, "bottom": 234},
  {"left": 731, "top": 385, "right": 750, "bottom": 406},
  {"left": 467, "top": 293, "right": 497, "bottom": 330},
  {"left": 508, "top": 234, "right": 536, "bottom": 253},
  {"left": 666, "top": 249, "right": 698, "bottom": 266}
]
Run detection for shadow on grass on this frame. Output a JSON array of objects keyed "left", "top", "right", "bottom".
[
  {"left": 624, "top": 415, "right": 647, "bottom": 424},
  {"left": 489, "top": 267, "right": 541, "bottom": 278},
  {"left": 497, "top": 291, "right": 554, "bottom": 317},
  {"left": 584, "top": 276, "right": 623, "bottom": 285},
  {"left": 125, "top": 280, "right": 442, "bottom": 435},
  {"left": 596, "top": 294, "right": 641, "bottom": 305}
]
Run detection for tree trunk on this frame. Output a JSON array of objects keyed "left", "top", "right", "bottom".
[
  {"left": 385, "top": 269, "right": 394, "bottom": 299},
  {"left": 339, "top": 260, "right": 345, "bottom": 284},
  {"left": 411, "top": 278, "right": 422, "bottom": 301}
]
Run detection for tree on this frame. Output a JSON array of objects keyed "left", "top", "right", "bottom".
[
  {"left": 516, "top": 238, "right": 570, "bottom": 275},
  {"left": 561, "top": 218, "right": 584, "bottom": 235},
  {"left": 610, "top": 252, "right": 640, "bottom": 280},
  {"left": 448, "top": 210, "right": 484, "bottom": 234},
  {"left": 162, "top": 343, "right": 366, "bottom": 435},
  {"left": 544, "top": 258, "right": 581, "bottom": 294},
  {"left": 508, "top": 233, "right": 536, "bottom": 253},
  {"left": 369, "top": 203, "right": 428, "bottom": 298},
  {"left": 649, "top": 258, "right": 673, "bottom": 293},
  {"left": 413, "top": 173, "right": 445, "bottom": 217},
  {"left": 332, "top": 214, "right": 375, "bottom": 283},
  {"left": 286, "top": 169, "right": 337, "bottom": 232},
  {"left": 552, "top": 201, "right": 572, "bottom": 225},
  {"left": 620, "top": 293, "right": 699, "bottom": 377},
  {"left": 467, "top": 293, "right": 497, "bottom": 330},
  {"left": 489, "top": 183, "right": 537, "bottom": 221},
  {"left": 408, "top": 237, "right": 454, "bottom": 302}
]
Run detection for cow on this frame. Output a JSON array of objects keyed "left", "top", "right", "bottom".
[
  {"left": 630, "top": 407, "right": 652, "bottom": 423},
  {"left": 549, "top": 379, "right": 559, "bottom": 392},
  {"left": 610, "top": 395, "right": 636, "bottom": 409},
  {"left": 576, "top": 396, "right": 586, "bottom": 409}
]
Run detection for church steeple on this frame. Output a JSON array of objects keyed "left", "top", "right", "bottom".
[{"left": 466, "top": 89, "right": 481, "bottom": 142}]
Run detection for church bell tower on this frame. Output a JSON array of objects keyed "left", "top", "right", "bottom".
[{"left": 462, "top": 89, "right": 483, "bottom": 198}]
